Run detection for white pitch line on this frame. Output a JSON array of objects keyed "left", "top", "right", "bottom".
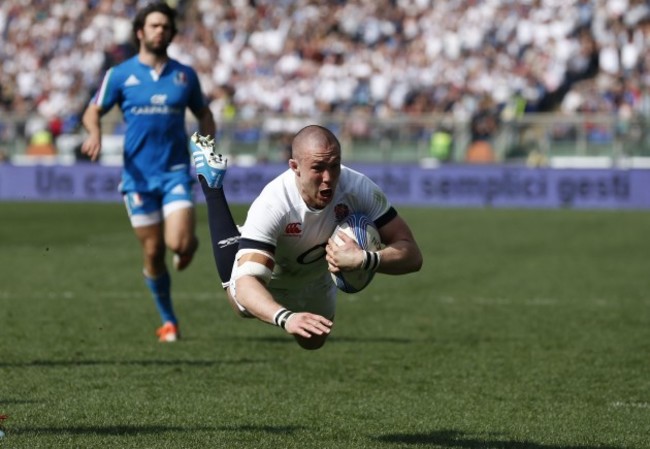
[{"left": 610, "top": 401, "right": 650, "bottom": 409}]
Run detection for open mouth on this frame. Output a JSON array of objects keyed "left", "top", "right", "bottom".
[{"left": 320, "top": 188, "right": 333, "bottom": 199}]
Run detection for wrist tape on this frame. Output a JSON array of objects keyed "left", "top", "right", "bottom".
[
  {"left": 273, "top": 308, "right": 294, "bottom": 329},
  {"left": 361, "top": 250, "right": 381, "bottom": 272}
]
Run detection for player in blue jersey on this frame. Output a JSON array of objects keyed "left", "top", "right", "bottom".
[{"left": 80, "top": 2, "right": 216, "bottom": 342}]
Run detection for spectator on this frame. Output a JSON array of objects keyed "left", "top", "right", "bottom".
[{"left": 1, "top": 0, "right": 649, "bottom": 147}]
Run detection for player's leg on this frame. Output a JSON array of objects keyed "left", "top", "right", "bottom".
[
  {"left": 124, "top": 191, "right": 179, "bottom": 342},
  {"left": 165, "top": 207, "right": 198, "bottom": 271},
  {"left": 200, "top": 180, "right": 241, "bottom": 286},
  {"left": 134, "top": 223, "right": 178, "bottom": 328},
  {"left": 160, "top": 180, "right": 199, "bottom": 271},
  {"left": 190, "top": 132, "right": 240, "bottom": 288}
]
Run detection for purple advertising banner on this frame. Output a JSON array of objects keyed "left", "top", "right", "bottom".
[{"left": 1, "top": 163, "right": 649, "bottom": 209}]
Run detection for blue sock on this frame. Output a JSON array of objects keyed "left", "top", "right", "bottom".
[{"left": 143, "top": 270, "right": 176, "bottom": 324}]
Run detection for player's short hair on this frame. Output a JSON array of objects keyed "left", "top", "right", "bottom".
[
  {"left": 132, "top": 2, "right": 178, "bottom": 47},
  {"left": 291, "top": 125, "right": 341, "bottom": 161}
]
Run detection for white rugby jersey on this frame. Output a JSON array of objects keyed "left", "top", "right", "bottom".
[{"left": 239, "top": 165, "right": 396, "bottom": 290}]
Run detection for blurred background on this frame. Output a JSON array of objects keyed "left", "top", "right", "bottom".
[{"left": 1, "top": 0, "right": 650, "bottom": 168}]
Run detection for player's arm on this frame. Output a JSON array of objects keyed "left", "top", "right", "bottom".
[
  {"left": 186, "top": 67, "right": 216, "bottom": 138},
  {"left": 330, "top": 175, "right": 422, "bottom": 275},
  {"left": 374, "top": 215, "right": 423, "bottom": 275},
  {"left": 233, "top": 250, "right": 332, "bottom": 338},
  {"left": 326, "top": 214, "right": 422, "bottom": 275},
  {"left": 80, "top": 103, "right": 104, "bottom": 162},
  {"left": 194, "top": 105, "right": 216, "bottom": 140}
]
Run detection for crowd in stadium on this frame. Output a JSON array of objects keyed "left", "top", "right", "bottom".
[{"left": 1, "top": 0, "right": 650, "bottom": 147}]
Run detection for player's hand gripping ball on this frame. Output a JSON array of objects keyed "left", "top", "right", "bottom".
[{"left": 330, "top": 213, "right": 381, "bottom": 293}]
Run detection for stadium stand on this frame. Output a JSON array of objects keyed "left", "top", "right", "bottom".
[{"left": 1, "top": 0, "right": 650, "bottom": 165}]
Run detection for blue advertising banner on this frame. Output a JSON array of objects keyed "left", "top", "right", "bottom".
[{"left": 0, "top": 163, "right": 648, "bottom": 209}]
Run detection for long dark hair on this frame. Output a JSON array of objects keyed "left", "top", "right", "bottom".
[{"left": 132, "top": 2, "right": 177, "bottom": 48}]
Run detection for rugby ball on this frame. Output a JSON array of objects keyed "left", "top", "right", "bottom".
[{"left": 330, "top": 213, "right": 382, "bottom": 293}]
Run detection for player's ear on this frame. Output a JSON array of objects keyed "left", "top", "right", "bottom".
[{"left": 289, "top": 158, "right": 299, "bottom": 175}]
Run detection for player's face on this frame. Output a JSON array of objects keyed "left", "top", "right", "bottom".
[
  {"left": 292, "top": 146, "right": 341, "bottom": 210},
  {"left": 139, "top": 12, "right": 173, "bottom": 56}
]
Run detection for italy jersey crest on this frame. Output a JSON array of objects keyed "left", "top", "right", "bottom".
[{"left": 174, "top": 71, "right": 187, "bottom": 86}]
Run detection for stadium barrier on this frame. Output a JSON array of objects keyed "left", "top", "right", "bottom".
[
  {"left": 0, "top": 163, "right": 648, "bottom": 209},
  {"left": 3, "top": 113, "right": 650, "bottom": 166}
]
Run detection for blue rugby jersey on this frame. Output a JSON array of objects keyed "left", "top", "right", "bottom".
[{"left": 91, "top": 56, "right": 207, "bottom": 192}]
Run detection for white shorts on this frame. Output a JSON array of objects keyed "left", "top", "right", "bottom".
[
  {"left": 122, "top": 181, "right": 194, "bottom": 227},
  {"left": 230, "top": 275, "right": 337, "bottom": 319}
]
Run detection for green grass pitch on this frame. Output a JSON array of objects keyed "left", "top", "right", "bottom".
[{"left": 0, "top": 202, "right": 649, "bottom": 448}]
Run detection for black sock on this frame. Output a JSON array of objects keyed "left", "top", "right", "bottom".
[{"left": 199, "top": 178, "right": 240, "bottom": 284}]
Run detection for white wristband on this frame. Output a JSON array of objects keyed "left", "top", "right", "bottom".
[
  {"left": 361, "top": 250, "right": 381, "bottom": 272},
  {"left": 272, "top": 308, "right": 294, "bottom": 329}
]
